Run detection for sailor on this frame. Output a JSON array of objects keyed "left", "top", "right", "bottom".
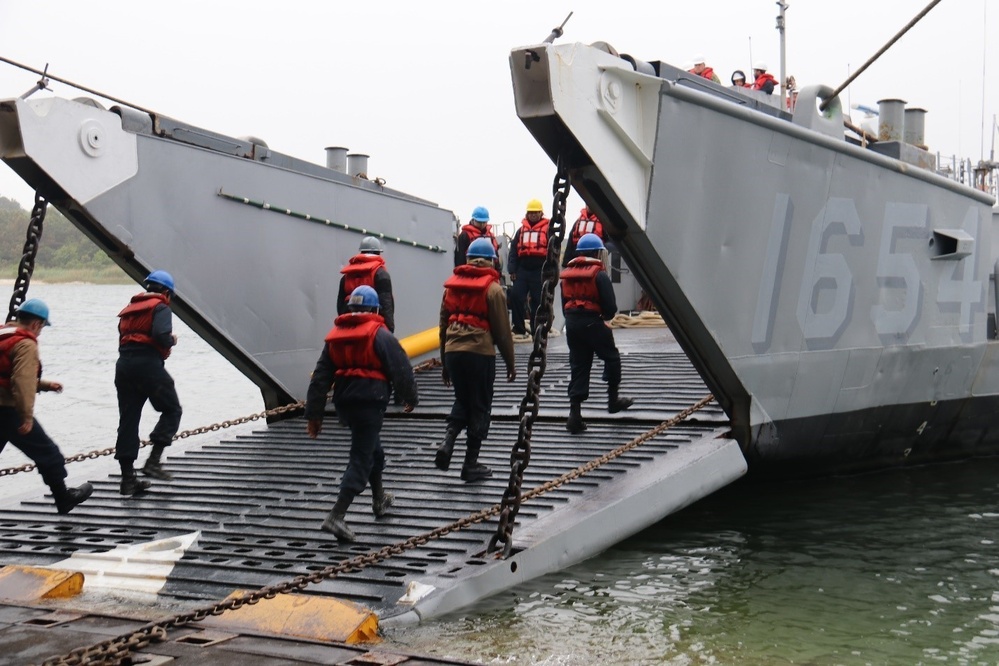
[
  {"left": 731, "top": 70, "right": 748, "bottom": 88},
  {"left": 751, "top": 62, "right": 777, "bottom": 95},
  {"left": 688, "top": 55, "right": 721, "bottom": 84},
  {"left": 306, "top": 285, "right": 418, "bottom": 542},
  {"left": 562, "top": 207, "right": 609, "bottom": 268},
  {"left": 455, "top": 206, "right": 501, "bottom": 270},
  {"left": 560, "top": 234, "right": 633, "bottom": 433},
  {"left": 507, "top": 198, "right": 550, "bottom": 337},
  {"left": 435, "top": 237, "right": 516, "bottom": 482},
  {"left": 0, "top": 299, "right": 93, "bottom": 514},
  {"left": 114, "top": 270, "right": 182, "bottom": 495},
  {"left": 337, "top": 236, "right": 395, "bottom": 333}
]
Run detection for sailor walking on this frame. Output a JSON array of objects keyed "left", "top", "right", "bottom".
[
  {"left": 455, "top": 206, "right": 501, "bottom": 269},
  {"left": 507, "top": 198, "right": 550, "bottom": 337},
  {"left": 0, "top": 299, "right": 93, "bottom": 514},
  {"left": 114, "top": 270, "right": 182, "bottom": 495},
  {"left": 337, "top": 236, "right": 396, "bottom": 333},
  {"left": 435, "top": 238, "right": 516, "bottom": 482},
  {"left": 306, "top": 285, "right": 418, "bottom": 542},
  {"left": 560, "top": 234, "right": 633, "bottom": 433}
]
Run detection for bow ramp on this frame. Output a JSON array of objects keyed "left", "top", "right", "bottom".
[{"left": 0, "top": 328, "right": 745, "bottom": 635}]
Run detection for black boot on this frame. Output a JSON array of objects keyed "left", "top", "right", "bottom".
[
  {"left": 52, "top": 482, "right": 94, "bottom": 515},
  {"left": 370, "top": 477, "right": 394, "bottom": 518},
  {"left": 141, "top": 444, "right": 173, "bottom": 481},
  {"left": 566, "top": 399, "right": 587, "bottom": 434},
  {"left": 120, "top": 469, "right": 152, "bottom": 496},
  {"left": 460, "top": 438, "right": 492, "bottom": 482},
  {"left": 435, "top": 427, "right": 459, "bottom": 471},
  {"left": 321, "top": 495, "right": 356, "bottom": 542},
  {"left": 608, "top": 385, "right": 634, "bottom": 414}
]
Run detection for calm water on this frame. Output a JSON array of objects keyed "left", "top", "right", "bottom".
[{"left": 4, "top": 284, "right": 999, "bottom": 664}]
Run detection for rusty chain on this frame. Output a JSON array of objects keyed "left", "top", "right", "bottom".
[
  {"left": 42, "top": 394, "right": 713, "bottom": 665},
  {"left": 2, "top": 358, "right": 442, "bottom": 478},
  {"left": 488, "top": 155, "right": 571, "bottom": 557},
  {"left": 6, "top": 192, "right": 47, "bottom": 323}
]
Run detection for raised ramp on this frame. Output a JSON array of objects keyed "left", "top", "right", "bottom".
[{"left": 0, "top": 333, "right": 745, "bottom": 630}]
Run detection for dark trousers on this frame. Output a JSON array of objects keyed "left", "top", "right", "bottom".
[
  {"left": 335, "top": 401, "right": 386, "bottom": 504},
  {"left": 565, "top": 316, "right": 622, "bottom": 402},
  {"left": 0, "top": 407, "right": 67, "bottom": 488},
  {"left": 115, "top": 351, "right": 183, "bottom": 463},
  {"left": 444, "top": 352, "right": 496, "bottom": 442},
  {"left": 509, "top": 266, "right": 544, "bottom": 335}
]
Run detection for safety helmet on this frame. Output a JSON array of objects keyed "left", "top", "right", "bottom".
[
  {"left": 576, "top": 233, "right": 605, "bottom": 252},
  {"left": 16, "top": 298, "right": 51, "bottom": 326},
  {"left": 359, "top": 236, "right": 384, "bottom": 254},
  {"left": 144, "top": 270, "right": 175, "bottom": 293},
  {"left": 526, "top": 199, "right": 544, "bottom": 213},
  {"left": 467, "top": 237, "right": 497, "bottom": 260},
  {"left": 753, "top": 61, "right": 768, "bottom": 72},
  {"left": 731, "top": 69, "right": 746, "bottom": 84},
  {"left": 470, "top": 206, "right": 490, "bottom": 223},
  {"left": 348, "top": 285, "right": 380, "bottom": 310},
  {"left": 692, "top": 54, "right": 706, "bottom": 65}
]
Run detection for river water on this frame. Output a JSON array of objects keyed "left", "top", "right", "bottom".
[{"left": 3, "top": 284, "right": 999, "bottom": 665}]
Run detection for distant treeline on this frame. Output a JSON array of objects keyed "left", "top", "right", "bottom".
[{"left": 0, "top": 195, "right": 128, "bottom": 282}]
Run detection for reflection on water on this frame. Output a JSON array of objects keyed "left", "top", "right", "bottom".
[
  {"left": 387, "top": 460, "right": 999, "bottom": 664},
  {"left": 5, "top": 286, "right": 999, "bottom": 663}
]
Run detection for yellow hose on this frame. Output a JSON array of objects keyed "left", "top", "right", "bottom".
[{"left": 399, "top": 326, "right": 439, "bottom": 358}]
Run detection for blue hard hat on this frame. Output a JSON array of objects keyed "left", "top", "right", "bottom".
[
  {"left": 348, "top": 285, "right": 380, "bottom": 309},
  {"left": 576, "top": 233, "right": 605, "bottom": 252},
  {"left": 145, "top": 270, "right": 175, "bottom": 293},
  {"left": 470, "top": 206, "right": 490, "bottom": 223},
  {"left": 16, "top": 298, "right": 51, "bottom": 326},
  {"left": 466, "top": 237, "right": 497, "bottom": 260}
]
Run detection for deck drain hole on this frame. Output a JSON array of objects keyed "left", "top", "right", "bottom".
[
  {"left": 22, "top": 617, "right": 62, "bottom": 627},
  {"left": 305, "top": 565, "right": 324, "bottom": 571},
  {"left": 60, "top": 547, "right": 78, "bottom": 553},
  {"left": 384, "top": 571, "right": 405, "bottom": 578},
  {"left": 0, "top": 523, "right": 15, "bottom": 528},
  {"left": 510, "top": 561, "right": 518, "bottom": 573},
  {"left": 295, "top": 553, "right": 315, "bottom": 559},
  {"left": 427, "top": 552, "right": 448, "bottom": 558},
  {"left": 28, "top": 535, "right": 47, "bottom": 540},
  {"left": 242, "top": 560, "right": 261, "bottom": 567},
  {"left": 264, "top": 551, "right": 285, "bottom": 557},
  {"left": 109, "top": 528, "right": 128, "bottom": 534},
  {"left": 53, "top": 525, "right": 72, "bottom": 532},
  {"left": 287, "top": 541, "right": 307, "bottom": 547},
  {"left": 210, "top": 558, "right": 229, "bottom": 563},
  {"left": 274, "top": 563, "right": 292, "bottom": 570},
  {"left": 224, "top": 537, "right": 246, "bottom": 543},
  {"left": 202, "top": 546, "right": 222, "bottom": 551},
  {"left": 233, "top": 548, "right": 252, "bottom": 554},
  {"left": 82, "top": 527, "right": 99, "bottom": 532},
  {"left": 85, "top": 537, "right": 104, "bottom": 543},
  {"left": 257, "top": 539, "right": 275, "bottom": 545},
  {"left": 405, "top": 563, "right": 426, "bottom": 570},
  {"left": 30, "top": 545, "right": 47, "bottom": 551}
]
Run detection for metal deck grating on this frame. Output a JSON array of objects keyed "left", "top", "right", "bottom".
[{"left": 0, "top": 339, "right": 730, "bottom": 619}]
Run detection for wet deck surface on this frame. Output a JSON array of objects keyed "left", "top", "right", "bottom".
[{"left": 0, "top": 327, "right": 729, "bottom": 661}]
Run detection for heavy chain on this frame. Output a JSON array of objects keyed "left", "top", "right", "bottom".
[
  {"left": 44, "top": 394, "right": 713, "bottom": 665},
  {"left": 6, "top": 192, "right": 47, "bottom": 323},
  {"left": 2, "top": 358, "right": 442, "bottom": 478},
  {"left": 488, "top": 155, "right": 571, "bottom": 557}
]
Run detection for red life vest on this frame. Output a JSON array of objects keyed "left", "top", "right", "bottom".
[
  {"left": 325, "top": 312, "right": 388, "bottom": 381},
  {"left": 689, "top": 66, "right": 717, "bottom": 81},
  {"left": 443, "top": 264, "right": 500, "bottom": 331},
  {"left": 0, "top": 325, "right": 40, "bottom": 389},
  {"left": 517, "top": 218, "right": 550, "bottom": 258},
  {"left": 341, "top": 254, "right": 386, "bottom": 295},
  {"left": 752, "top": 72, "right": 777, "bottom": 92},
  {"left": 571, "top": 209, "right": 604, "bottom": 244},
  {"left": 560, "top": 257, "right": 604, "bottom": 313},
  {"left": 460, "top": 224, "right": 499, "bottom": 255},
  {"left": 118, "top": 292, "right": 172, "bottom": 359}
]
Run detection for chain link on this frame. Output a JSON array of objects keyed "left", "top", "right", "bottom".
[
  {"left": 42, "top": 394, "right": 713, "bottom": 665},
  {"left": 488, "top": 155, "right": 571, "bottom": 557},
  {"left": 6, "top": 192, "right": 47, "bottom": 323},
  {"left": 2, "top": 357, "right": 443, "bottom": 478}
]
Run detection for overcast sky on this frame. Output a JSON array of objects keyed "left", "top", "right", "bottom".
[{"left": 0, "top": 0, "right": 995, "bottom": 231}]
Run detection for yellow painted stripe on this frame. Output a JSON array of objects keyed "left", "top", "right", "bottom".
[{"left": 0, "top": 565, "right": 84, "bottom": 601}]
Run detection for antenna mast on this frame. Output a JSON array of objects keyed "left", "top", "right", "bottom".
[{"left": 776, "top": 1, "right": 789, "bottom": 105}]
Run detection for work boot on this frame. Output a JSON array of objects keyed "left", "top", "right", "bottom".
[
  {"left": 120, "top": 472, "right": 152, "bottom": 496},
  {"left": 566, "top": 399, "right": 587, "bottom": 434},
  {"left": 52, "top": 482, "right": 94, "bottom": 515},
  {"left": 370, "top": 477, "right": 394, "bottom": 518},
  {"left": 460, "top": 438, "right": 492, "bottom": 482},
  {"left": 608, "top": 386, "right": 634, "bottom": 414},
  {"left": 141, "top": 445, "right": 174, "bottom": 481},
  {"left": 320, "top": 496, "right": 355, "bottom": 542},
  {"left": 435, "top": 427, "right": 459, "bottom": 471}
]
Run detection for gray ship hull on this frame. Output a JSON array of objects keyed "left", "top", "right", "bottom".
[
  {"left": 510, "top": 41, "right": 999, "bottom": 476},
  {"left": 0, "top": 96, "right": 455, "bottom": 408}
]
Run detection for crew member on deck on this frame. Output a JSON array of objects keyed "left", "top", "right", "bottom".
[
  {"left": 562, "top": 207, "right": 609, "bottom": 268},
  {"left": 507, "top": 198, "right": 550, "bottom": 337},
  {"left": 337, "top": 236, "right": 396, "bottom": 333},
  {"left": 689, "top": 54, "right": 721, "bottom": 83},
  {"left": 751, "top": 62, "right": 777, "bottom": 95},
  {"left": 455, "top": 206, "right": 501, "bottom": 270},
  {"left": 0, "top": 299, "right": 93, "bottom": 514},
  {"left": 560, "top": 234, "right": 633, "bottom": 434},
  {"left": 435, "top": 238, "right": 516, "bottom": 483},
  {"left": 306, "top": 286, "right": 418, "bottom": 542},
  {"left": 115, "top": 270, "right": 182, "bottom": 496}
]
